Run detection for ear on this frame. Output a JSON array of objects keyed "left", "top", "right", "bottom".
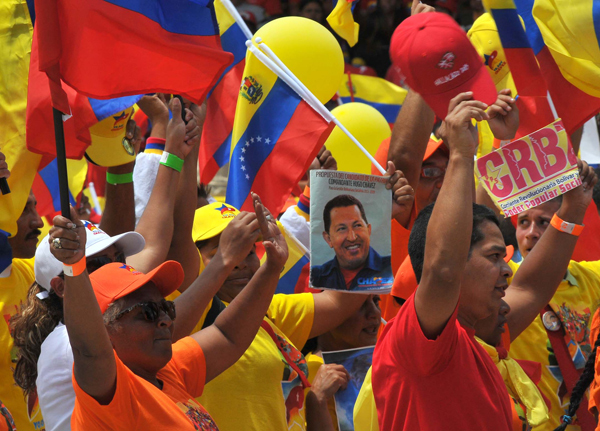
[
  {"left": 50, "top": 276, "right": 65, "bottom": 298},
  {"left": 322, "top": 231, "right": 333, "bottom": 248},
  {"left": 367, "top": 224, "right": 372, "bottom": 236}
]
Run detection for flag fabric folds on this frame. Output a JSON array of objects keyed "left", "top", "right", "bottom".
[
  {"left": 26, "top": 33, "right": 142, "bottom": 165},
  {"left": 483, "top": 0, "right": 600, "bottom": 134},
  {"left": 338, "top": 73, "right": 407, "bottom": 127},
  {"left": 0, "top": 0, "right": 42, "bottom": 249},
  {"left": 226, "top": 49, "right": 334, "bottom": 215},
  {"left": 260, "top": 223, "right": 310, "bottom": 294},
  {"left": 34, "top": 0, "right": 233, "bottom": 109},
  {"left": 327, "top": 0, "right": 360, "bottom": 47},
  {"left": 199, "top": 0, "right": 249, "bottom": 183}
]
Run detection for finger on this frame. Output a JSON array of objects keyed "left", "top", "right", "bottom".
[
  {"left": 384, "top": 161, "right": 395, "bottom": 177},
  {"left": 456, "top": 100, "right": 489, "bottom": 111},
  {"left": 387, "top": 171, "right": 401, "bottom": 190},
  {"left": 317, "top": 145, "right": 326, "bottom": 158},
  {"left": 185, "top": 114, "right": 196, "bottom": 132},
  {"left": 51, "top": 227, "right": 80, "bottom": 242},
  {"left": 392, "top": 177, "right": 410, "bottom": 193},
  {"left": 252, "top": 193, "right": 270, "bottom": 240},
  {"left": 491, "top": 99, "right": 511, "bottom": 113},
  {"left": 318, "top": 149, "right": 332, "bottom": 165},
  {"left": 125, "top": 119, "right": 136, "bottom": 140},
  {"left": 447, "top": 92, "right": 474, "bottom": 115},
  {"left": 52, "top": 215, "right": 77, "bottom": 230},
  {"left": 50, "top": 237, "right": 80, "bottom": 250},
  {"left": 498, "top": 88, "right": 513, "bottom": 97},
  {"left": 169, "top": 97, "right": 183, "bottom": 124}
]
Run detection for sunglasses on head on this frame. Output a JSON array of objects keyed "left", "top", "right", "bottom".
[
  {"left": 86, "top": 251, "right": 126, "bottom": 274},
  {"left": 112, "top": 299, "right": 176, "bottom": 323}
]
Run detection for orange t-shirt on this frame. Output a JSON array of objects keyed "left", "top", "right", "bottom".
[
  {"left": 71, "top": 337, "right": 218, "bottom": 431},
  {"left": 587, "top": 307, "right": 600, "bottom": 418}
]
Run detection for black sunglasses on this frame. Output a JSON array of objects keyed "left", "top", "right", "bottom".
[
  {"left": 112, "top": 299, "right": 176, "bottom": 323},
  {"left": 86, "top": 251, "right": 126, "bottom": 274}
]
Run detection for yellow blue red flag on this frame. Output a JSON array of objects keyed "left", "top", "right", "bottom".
[
  {"left": 226, "top": 48, "right": 334, "bottom": 215},
  {"left": 199, "top": 0, "right": 249, "bottom": 183},
  {"left": 338, "top": 73, "right": 407, "bottom": 127},
  {"left": 327, "top": 0, "right": 360, "bottom": 47}
]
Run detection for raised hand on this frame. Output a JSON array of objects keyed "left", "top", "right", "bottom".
[
  {"left": 49, "top": 206, "right": 87, "bottom": 265},
  {"left": 384, "top": 161, "right": 415, "bottom": 220},
  {"left": 440, "top": 92, "right": 488, "bottom": 158},
  {"left": 166, "top": 97, "right": 198, "bottom": 159},
  {"left": 137, "top": 94, "right": 169, "bottom": 126},
  {"left": 0, "top": 150, "right": 9, "bottom": 180},
  {"left": 486, "top": 89, "right": 519, "bottom": 141},
  {"left": 252, "top": 192, "right": 288, "bottom": 271},
  {"left": 411, "top": 0, "right": 435, "bottom": 15},
  {"left": 216, "top": 212, "right": 261, "bottom": 268},
  {"left": 563, "top": 159, "right": 598, "bottom": 211},
  {"left": 310, "top": 364, "right": 350, "bottom": 404}
]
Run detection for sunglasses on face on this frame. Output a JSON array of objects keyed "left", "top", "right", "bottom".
[
  {"left": 420, "top": 166, "right": 446, "bottom": 180},
  {"left": 112, "top": 299, "right": 176, "bottom": 323},
  {"left": 86, "top": 251, "right": 126, "bottom": 274}
]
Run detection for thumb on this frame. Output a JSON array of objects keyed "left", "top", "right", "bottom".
[
  {"left": 385, "top": 161, "right": 395, "bottom": 177},
  {"left": 169, "top": 97, "right": 183, "bottom": 124},
  {"left": 69, "top": 205, "right": 83, "bottom": 226}
]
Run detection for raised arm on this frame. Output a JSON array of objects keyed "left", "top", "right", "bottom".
[
  {"left": 506, "top": 160, "right": 597, "bottom": 340},
  {"left": 49, "top": 208, "right": 116, "bottom": 404},
  {"left": 166, "top": 102, "right": 206, "bottom": 291},
  {"left": 415, "top": 93, "right": 489, "bottom": 339},
  {"left": 127, "top": 98, "right": 199, "bottom": 273},
  {"left": 171, "top": 212, "right": 261, "bottom": 340},
  {"left": 193, "top": 194, "right": 289, "bottom": 383}
]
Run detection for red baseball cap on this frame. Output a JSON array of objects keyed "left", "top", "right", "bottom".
[
  {"left": 390, "top": 12, "right": 497, "bottom": 121},
  {"left": 89, "top": 261, "right": 184, "bottom": 313}
]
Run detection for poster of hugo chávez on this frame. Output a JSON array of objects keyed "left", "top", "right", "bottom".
[
  {"left": 322, "top": 346, "right": 375, "bottom": 431},
  {"left": 309, "top": 170, "right": 393, "bottom": 293}
]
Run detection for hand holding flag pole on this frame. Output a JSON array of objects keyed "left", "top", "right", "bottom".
[{"left": 247, "top": 38, "right": 386, "bottom": 175}]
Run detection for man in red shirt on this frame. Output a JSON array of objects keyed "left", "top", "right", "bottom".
[{"left": 372, "top": 91, "right": 595, "bottom": 430}]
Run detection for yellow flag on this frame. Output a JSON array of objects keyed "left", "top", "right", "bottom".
[
  {"left": 327, "top": 0, "right": 359, "bottom": 47},
  {"left": 0, "top": 1, "right": 41, "bottom": 236}
]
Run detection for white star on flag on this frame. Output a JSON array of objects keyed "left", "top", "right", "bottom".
[
  {"left": 241, "top": 147, "right": 246, "bottom": 153},
  {"left": 250, "top": 137, "right": 254, "bottom": 143},
  {"left": 241, "top": 165, "right": 246, "bottom": 171},
  {"left": 239, "top": 156, "right": 245, "bottom": 162},
  {"left": 256, "top": 136, "right": 262, "bottom": 142},
  {"left": 245, "top": 174, "right": 250, "bottom": 180},
  {"left": 265, "top": 138, "right": 271, "bottom": 145}
]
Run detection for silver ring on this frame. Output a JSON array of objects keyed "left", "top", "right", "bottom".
[
  {"left": 52, "top": 237, "right": 63, "bottom": 250},
  {"left": 266, "top": 214, "right": 274, "bottom": 222}
]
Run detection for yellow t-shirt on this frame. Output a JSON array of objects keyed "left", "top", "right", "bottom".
[
  {"left": 0, "top": 258, "right": 45, "bottom": 431},
  {"left": 509, "top": 260, "right": 600, "bottom": 431},
  {"left": 198, "top": 293, "right": 315, "bottom": 431},
  {"left": 304, "top": 353, "right": 339, "bottom": 431}
]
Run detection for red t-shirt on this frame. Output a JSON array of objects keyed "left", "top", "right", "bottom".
[{"left": 372, "top": 294, "right": 513, "bottom": 431}]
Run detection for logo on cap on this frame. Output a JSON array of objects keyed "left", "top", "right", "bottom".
[
  {"left": 119, "top": 264, "right": 142, "bottom": 275},
  {"left": 112, "top": 111, "right": 130, "bottom": 132},
  {"left": 215, "top": 204, "right": 237, "bottom": 219},
  {"left": 437, "top": 52, "right": 456, "bottom": 70},
  {"left": 240, "top": 76, "right": 263, "bottom": 105},
  {"left": 83, "top": 220, "right": 105, "bottom": 235},
  {"left": 484, "top": 50, "right": 506, "bottom": 76}
]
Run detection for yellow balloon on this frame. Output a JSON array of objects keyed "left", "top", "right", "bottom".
[
  {"left": 325, "top": 103, "right": 391, "bottom": 174},
  {"left": 253, "top": 17, "right": 344, "bottom": 104}
]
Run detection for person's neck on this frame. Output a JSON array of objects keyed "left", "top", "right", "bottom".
[
  {"left": 129, "top": 365, "right": 163, "bottom": 389},
  {"left": 317, "top": 333, "right": 352, "bottom": 353}
]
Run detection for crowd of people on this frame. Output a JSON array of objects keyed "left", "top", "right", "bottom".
[{"left": 2, "top": 0, "right": 600, "bottom": 431}]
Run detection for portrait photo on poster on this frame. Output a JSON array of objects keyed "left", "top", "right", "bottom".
[{"left": 309, "top": 170, "right": 393, "bottom": 293}]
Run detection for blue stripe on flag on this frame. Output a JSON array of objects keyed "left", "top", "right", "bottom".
[
  {"left": 226, "top": 78, "right": 301, "bottom": 207},
  {"left": 208, "top": 22, "right": 246, "bottom": 97},
  {"left": 339, "top": 97, "right": 401, "bottom": 124},
  {"left": 491, "top": 8, "right": 533, "bottom": 49},
  {"left": 276, "top": 257, "right": 309, "bottom": 294},
  {"left": 513, "top": 0, "right": 546, "bottom": 55},
  {"left": 26, "top": 0, "right": 36, "bottom": 26},
  {"left": 214, "top": 134, "right": 232, "bottom": 168},
  {"left": 39, "top": 160, "right": 76, "bottom": 212},
  {"left": 594, "top": 0, "right": 600, "bottom": 50},
  {"left": 105, "top": 0, "right": 218, "bottom": 36},
  {"left": 88, "top": 95, "right": 143, "bottom": 122}
]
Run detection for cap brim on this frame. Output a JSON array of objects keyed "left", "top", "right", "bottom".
[
  {"left": 423, "top": 137, "right": 446, "bottom": 161},
  {"left": 86, "top": 231, "right": 146, "bottom": 258},
  {"left": 423, "top": 64, "right": 498, "bottom": 121},
  {"left": 109, "top": 260, "right": 183, "bottom": 309}
]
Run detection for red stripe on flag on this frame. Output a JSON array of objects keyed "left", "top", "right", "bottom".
[
  {"left": 502, "top": 47, "right": 548, "bottom": 97},
  {"left": 241, "top": 101, "right": 335, "bottom": 215}
]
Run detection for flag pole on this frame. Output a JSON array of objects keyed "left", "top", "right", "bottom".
[
  {"left": 220, "top": 0, "right": 254, "bottom": 40},
  {"left": 52, "top": 108, "right": 71, "bottom": 218},
  {"left": 252, "top": 39, "right": 387, "bottom": 175}
]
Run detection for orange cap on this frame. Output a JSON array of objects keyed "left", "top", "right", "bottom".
[
  {"left": 391, "top": 255, "right": 418, "bottom": 299},
  {"left": 89, "top": 261, "right": 184, "bottom": 313},
  {"left": 372, "top": 135, "right": 447, "bottom": 176}
]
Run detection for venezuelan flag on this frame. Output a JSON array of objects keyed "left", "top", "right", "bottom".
[
  {"left": 225, "top": 48, "right": 334, "bottom": 215},
  {"left": 32, "top": 157, "right": 88, "bottom": 220},
  {"left": 35, "top": 0, "right": 233, "bottom": 108},
  {"left": 260, "top": 223, "right": 310, "bottom": 294},
  {"left": 0, "top": 0, "right": 42, "bottom": 258},
  {"left": 327, "top": 0, "right": 360, "bottom": 47},
  {"left": 199, "top": 0, "right": 249, "bottom": 183},
  {"left": 484, "top": 0, "right": 600, "bottom": 134},
  {"left": 27, "top": 33, "right": 141, "bottom": 165},
  {"left": 338, "top": 73, "right": 407, "bottom": 127}
]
